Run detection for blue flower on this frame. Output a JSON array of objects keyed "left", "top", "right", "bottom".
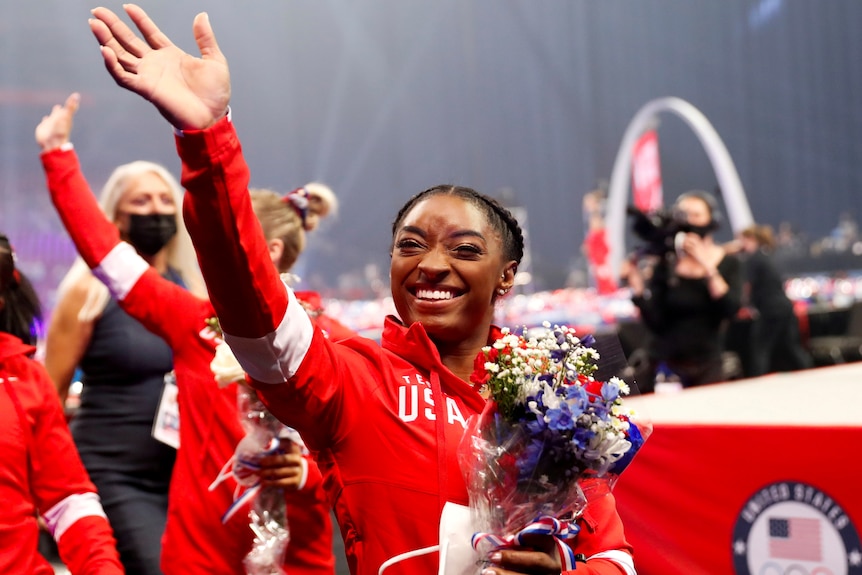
[
  {"left": 526, "top": 417, "right": 547, "bottom": 435},
  {"left": 601, "top": 380, "right": 620, "bottom": 402},
  {"left": 545, "top": 404, "right": 575, "bottom": 431},
  {"left": 609, "top": 421, "right": 645, "bottom": 474},
  {"left": 565, "top": 384, "right": 588, "bottom": 404},
  {"left": 571, "top": 427, "right": 594, "bottom": 450},
  {"left": 519, "top": 437, "right": 546, "bottom": 480}
]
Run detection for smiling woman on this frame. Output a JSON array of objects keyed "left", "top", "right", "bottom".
[
  {"left": 86, "top": 5, "right": 639, "bottom": 575},
  {"left": 389, "top": 186, "right": 522, "bottom": 378}
]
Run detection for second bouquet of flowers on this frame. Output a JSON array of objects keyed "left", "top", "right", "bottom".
[{"left": 460, "top": 323, "right": 648, "bottom": 568}]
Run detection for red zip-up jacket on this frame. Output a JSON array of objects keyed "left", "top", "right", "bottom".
[
  {"left": 177, "top": 116, "right": 636, "bottom": 575},
  {"left": 42, "top": 149, "right": 335, "bottom": 575},
  {"left": 0, "top": 333, "right": 123, "bottom": 575}
]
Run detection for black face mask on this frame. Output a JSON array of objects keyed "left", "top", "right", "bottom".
[{"left": 126, "top": 214, "right": 178, "bottom": 256}]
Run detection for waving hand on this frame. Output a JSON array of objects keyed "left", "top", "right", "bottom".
[
  {"left": 89, "top": 4, "right": 231, "bottom": 130},
  {"left": 35, "top": 93, "right": 80, "bottom": 152}
]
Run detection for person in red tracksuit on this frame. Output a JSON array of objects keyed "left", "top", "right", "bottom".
[
  {"left": 88, "top": 5, "right": 639, "bottom": 575},
  {"left": 37, "top": 95, "right": 344, "bottom": 575},
  {"left": 0, "top": 235, "right": 124, "bottom": 575}
]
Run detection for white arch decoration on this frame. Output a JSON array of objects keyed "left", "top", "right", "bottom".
[{"left": 605, "top": 96, "right": 754, "bottom": 277}]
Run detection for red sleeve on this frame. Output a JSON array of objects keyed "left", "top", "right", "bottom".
[
  {"left": 298, "top": 454, "right": 326, "bottom": 502},
  {"left": 175, "top": 118, "right": 369, "bottom": 451},
  {"left": 117, "top": 268, "right": 211, "bottom": 349},
  {"left": 42, "top": 148, "right": 122, "bottom": 267},
  {"left": 42, "top": 146, "right": 208, "bottom": 348},
  {"left": 28, "top": 362, "right": 97, "bottom": 511},
  {"left": 26, "top": 361, "right": 124, "bottom": 575},
  {"left": 56, "top": 516, "right": 125, "bottom": 575},
  {"left": 177, "top": 117, "right": 287, "bottom": 339},
  {"left": 564, "top": 491, "right": 634, "bottom": 574}
]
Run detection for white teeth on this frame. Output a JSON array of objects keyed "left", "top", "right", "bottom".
[{"left": 416, "top": 289, "right": 454, "bottom": 300}]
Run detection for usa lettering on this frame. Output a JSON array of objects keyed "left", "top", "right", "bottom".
[{"left": 397, "top": 385, "right": 467, "bottom": 428}]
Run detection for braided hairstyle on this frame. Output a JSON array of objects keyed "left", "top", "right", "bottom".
[
  {"left": 391, "top": 185, "right": 525, "bottom": 266},
  {"left": 0, "top": 235, "right": 42, "bottom": 344}
]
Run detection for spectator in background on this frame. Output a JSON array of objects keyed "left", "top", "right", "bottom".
[
  {"left": 736, "top": 224, "right": 812, "bottom": 376},
  {"left": 582, "top": 188, "right": 617, "bottom": 294},
  {"left": 624, "top": 191, "right": 743, "bottom": 391},
  {"left": 0, "top": 233, "right": 124, "bottom": 575},
  {"left": 39, "top": 93, "right": 206, "bottom": 575}
]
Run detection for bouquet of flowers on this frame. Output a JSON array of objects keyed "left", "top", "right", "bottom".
[
  {"left": 460, "top": 322, "right": 647, "bottom": 568},
  {"left": 207, "top": 318, "right": 291, "bottom": 575}
]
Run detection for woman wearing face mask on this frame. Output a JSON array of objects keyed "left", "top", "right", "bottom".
[
  {"left": 624, "top": 191, "right": 743, "bottom": 390},
  {"left": 39, "top": 95, "right": 206, "bottom": 575}
]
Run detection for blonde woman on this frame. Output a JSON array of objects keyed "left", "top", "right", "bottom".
[{"left": 40, "top": 94, "right": 205, "bottom": 575}]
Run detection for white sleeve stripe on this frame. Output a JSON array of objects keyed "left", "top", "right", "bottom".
[
  {"left": 42, "top": 492, "right": 108, "bottom": 541},
  {"left": 223, "top": 285, "right": 314, "bottom": 384},
  {"left": 92, "top": 242, "right": 149, "bottom": 301},
  {"left": 587, "top": 550, "right": 636, "bottom": 575}
]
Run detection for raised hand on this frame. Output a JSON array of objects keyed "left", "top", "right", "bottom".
[
  {"left": 89, "top": 4, "right": 231, "bottom": 130},
  {"left": 35, "top": 93, "right": 80, "bottom": 152}
]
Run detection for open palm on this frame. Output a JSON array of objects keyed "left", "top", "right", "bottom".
[{"left": 90, "top": 4, "right": 231, "bottom": 130}]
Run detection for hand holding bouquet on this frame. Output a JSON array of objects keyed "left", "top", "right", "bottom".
[
  {"left": 460, "top": 323, "right": 647, "bottom": 569},
  {"left": 207, "top": 318, "right": 291, "bottom": 575}
]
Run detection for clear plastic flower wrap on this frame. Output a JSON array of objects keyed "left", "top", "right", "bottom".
[
  {"left": 206, "top": 318, "right": 294, "bottom": 575},
  {"left": 236, "top": 387, "right": 291, "bottom": 575},
  {"left": 459, "top": 323, "right": 649, "bottom": 569},
  {"left": 459, "top": 404, "right": 588, "bottom": 547}
]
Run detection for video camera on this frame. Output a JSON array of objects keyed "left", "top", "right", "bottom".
[{"left": 626, "top": 206, "right": 690, "bottom": 257}]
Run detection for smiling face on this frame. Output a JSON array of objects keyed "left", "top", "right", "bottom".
[{"left": 390, "top": 194, "right": 516, "bottom": 347}]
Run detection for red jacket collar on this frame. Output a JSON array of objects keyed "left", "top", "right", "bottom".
[{"left": 380, "top": 316, "right": 503, "bottom": 413}]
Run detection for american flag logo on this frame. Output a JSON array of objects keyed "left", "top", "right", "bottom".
[{"left": 768, "top": 517, "right": 822, "bottom": 561}]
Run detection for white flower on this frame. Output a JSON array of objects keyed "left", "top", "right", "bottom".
[{"left": 210, "top": 341, "right": 247, "bottom": 388}]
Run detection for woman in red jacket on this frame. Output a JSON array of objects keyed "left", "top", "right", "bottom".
[
  {"left": 37, "top": 95, "right": 342, "bottom": 575},
  {"left": 88, "top": 6, "right": 638, "bottom": 575},
  {"left": 0, "top": 234, "right": 124, "bottom": 575}
]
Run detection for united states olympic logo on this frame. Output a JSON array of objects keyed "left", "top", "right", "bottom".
[{"left": 733, "top": 481, "right": 861, "bottom": 574}]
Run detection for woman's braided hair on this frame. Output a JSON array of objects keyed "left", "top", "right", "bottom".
[{"left": 391, "top": 185, "right": 525, "bottom": 266}]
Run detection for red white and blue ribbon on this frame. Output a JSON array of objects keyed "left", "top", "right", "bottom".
[
  {"left": 208, "top": 437, "right": 281, "bottom": 524},
  {"left": 471, "top": 516, "right": 580, "bottom": 571}
]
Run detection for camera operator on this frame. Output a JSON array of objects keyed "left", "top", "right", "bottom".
[{"left": 623, "top": 191, "right": 743, "bottom": 391}]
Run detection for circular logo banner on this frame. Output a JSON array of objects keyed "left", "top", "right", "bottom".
[{"left": 733, "top": 481, "right": 861, "bottom": 574}]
